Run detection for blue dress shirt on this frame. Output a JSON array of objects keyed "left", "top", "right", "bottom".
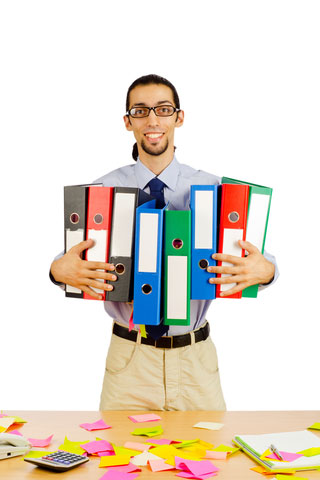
[{"left": 92, "top": 156, "right": 279, "bottom": 336}]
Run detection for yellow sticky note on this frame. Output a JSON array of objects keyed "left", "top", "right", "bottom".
[
  {"left": 260, "top": 448, "right": 273, "bottom": 460},
  {"left": 297, "top": 447, "right": 320, "bottom": 457},
  {"left": 139, "top": 325, "right": 147, "bottom": 338},
  {"left": 212, "top": 444, "right": 239, "bottom": 455},
  {"left": 276, "top": 475, "right": 308, "bottom": 480},
  {"left": 148, "top": 445, "right": 178, "bottom": 459},
  {"left": 113, "top": 446, "right": 141, "bottom": 456},
  {"left": 198, "top": 440, "right": 214, "bottom": 449},
  {"left": 131, "top": 426, "right": 163, "bottom": 437},
  {"left": 165, "top": 450, "right": 202, "bottom": 466},
  {"left": 308, "top": 422, "right": 320, "bottom": 431},
  {"left": 179, "top": 445, "right": 207, "bottom": 457},
  {"left": 24, "top": 451, "right": 54, "bottom": 459},
  {"left": 58, "top": 436, "right": 89, "bottom": 455},
  {"left": 99, "top": 454, "right": 131, "bottom": 467}
]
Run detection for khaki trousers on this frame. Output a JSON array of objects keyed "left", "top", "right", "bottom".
[{"left": 99, "top": 322, "right": 226, "bottom": 411}]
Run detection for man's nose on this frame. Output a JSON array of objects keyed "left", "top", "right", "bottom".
[{"left": 147, "top": 108, "right": 160, "bottom": 124}]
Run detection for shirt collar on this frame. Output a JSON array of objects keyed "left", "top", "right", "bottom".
[{"left": 135, "top": 156, "right": 180, "bottom": 191}]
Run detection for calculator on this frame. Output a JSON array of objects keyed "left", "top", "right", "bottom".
[{"left": 24, "top": 450, "right": 89, "bottom": 471}]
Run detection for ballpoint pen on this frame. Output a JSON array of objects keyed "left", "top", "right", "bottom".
[{"left": 270, "top": 444, "right": 284, "bottom": 460}]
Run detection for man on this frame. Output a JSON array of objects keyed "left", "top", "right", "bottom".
[{"left": 50, "top": 74, "right": 277, "bottom": 411}]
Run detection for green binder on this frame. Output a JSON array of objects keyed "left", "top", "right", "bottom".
[
  {"left": 164, "top": 210, "right": 191, "bottom": 326},
  {"left": 222, "top": 177, "right": 272, "bottom": 298}
]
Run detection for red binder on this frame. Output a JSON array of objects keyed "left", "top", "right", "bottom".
[
  {"left": 84, "top": 186, "right": 114, "bottom": 300},
  {"left": 216, "top": 183, "right": 249, "bottom": 299}
]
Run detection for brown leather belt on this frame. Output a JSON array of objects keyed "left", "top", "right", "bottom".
[{"left": 112, "top": 322, "right": 210, "bottom": 349}]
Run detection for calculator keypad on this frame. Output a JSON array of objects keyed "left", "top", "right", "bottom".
[{"left": 42, "top": 451, "right": 85, "bottom": 465}]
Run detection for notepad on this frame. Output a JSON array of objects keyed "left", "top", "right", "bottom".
[{"left": 233, "top": 430, "right": 320, "bottom": 472}]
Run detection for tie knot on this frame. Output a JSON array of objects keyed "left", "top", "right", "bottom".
[{"left": 148, "top": 177, "right": 165, "bottom": 193}]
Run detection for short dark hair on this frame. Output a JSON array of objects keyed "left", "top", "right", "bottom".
[
  {"left": 126, "top": 74, "right": 180, "bottom": 161},
  {"left": 126, "top": 74, "right": 180, "bottom": 112}
]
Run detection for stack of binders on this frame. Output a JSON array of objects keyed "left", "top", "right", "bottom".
[{"left": 64, "top": 177, "right": 272, "bottom": 326}]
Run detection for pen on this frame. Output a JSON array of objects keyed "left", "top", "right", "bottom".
[{"left": 270, "top": 444, "right": 283, "bottom": 461}]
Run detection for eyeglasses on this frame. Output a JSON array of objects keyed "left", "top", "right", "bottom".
[{"left": 127, "top": 105, "right": 180, "bottom": 118}]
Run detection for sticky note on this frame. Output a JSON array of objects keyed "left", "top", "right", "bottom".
[
  {"left": 175, "top": 457, "right": 219, "bottom": 476},
  {"left": 211, "top": 444, "right": 239, "bottom": 455},
  {"left": 276, "top": 476, "right": 309, "bottom": 480},
  {"left": 59, "top": 436, "right": 89, "bottom": 455},
  {"left": 174, "top": 439, "right": 200, "bottom": 448},
  {"left": 99, "top": 470, "right": 139, "bottom": 479},
  {"left": 128, "top": 413, "right": 161, "bottom": 423},
  {"left": 28, "top": 435, "right": 53, "bottom": 448},
  {"left": 81, "top": 440, "right": 114, "bottom": 455},
  {"left": 266, "top": 451, "right": 304, "bottom": 462},
  {"left": 297, "top": 447, "right": 320, "bottom": 457},
  {"left": 130, "top": 451, "right": 163, "bottom": 466},
  {"left": 139, "top": 325, "right": 147, "bottom": 338},
  {"left": 80, "top": 419, "right": 111, "bottom": 431},
  {"left": 131, "top": 425, "right": 163, "bottom": 437},
  {"left": 103, "top": 463, "right": 141, "bottom": 473},
  {"left": 8, "top": 430, "right": 23, "bottom": 436},
  {"left": 147, "top": 444, "right": 178, "bottom": 459},
  {"left": 0, "top": 417, "right": 16, "bottom": 432},
  {"left": 176, "top": 473, "right": 218, "bottom": 479},
  {"left": 24, "top": 451, "right": 54, "bottom": 459},
  {"left": 148, "top": 458, "right": 176, "bottom": 472},
  {"left": 113, "top": 446, "right": 142, "bottom": 457},
  {"left": 308, "top": 422, "right": 320, "bottom": 430},
  {"left": 99, "top": 454, "right": 131, "bottom": 467},
  {"left": 193, "top": 422, "right": 224, "bottom": 431}
]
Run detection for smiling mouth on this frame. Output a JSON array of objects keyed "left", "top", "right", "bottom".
[{"left": 145, "top": 133, "right": 163, "bottom": 139}]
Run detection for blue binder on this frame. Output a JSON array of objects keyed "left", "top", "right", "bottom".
[
  {"left": 190, "top": 185, "right": 219, "bottom": 300},
  {"left": 133, "top": 200, "right": 165, "bottom": 325}
]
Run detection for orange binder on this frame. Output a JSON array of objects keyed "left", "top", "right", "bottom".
[
  {"left": 216, "top": 183, "right": 249, "bottom": 299},
  {"left": 84, "top": 186, "right": 113, "bottom": 300}
]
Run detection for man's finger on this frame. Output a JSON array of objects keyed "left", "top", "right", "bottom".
[
  {"left": 238, "top": 240, "right": 259, "bottom": 254},
  {"left": 211, "top": 252, "right": 244, "bottom": 264},
  {"left": 85, "top": 261, "right": 115, "bottom": 271},
  {"left": 81, "top": 285, "right": 104, "bottom": 300},
  {"left": 69, "top": 239, "right": 94, "bottom": 255},
  {"left": 207, "top": 265, "right": 241, "bottom": 275}
]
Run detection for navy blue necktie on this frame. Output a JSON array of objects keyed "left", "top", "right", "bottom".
[{"left": 145, "top": 177, "right": 169, "bottom": 339}]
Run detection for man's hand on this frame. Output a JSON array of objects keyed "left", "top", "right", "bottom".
[
  {"left": 50, "top": 239, "right": 117, "bottom": 300},
  {"left": 207, "top": 240, "right": 275, "bottom": 297}
]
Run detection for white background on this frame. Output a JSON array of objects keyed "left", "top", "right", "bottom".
[{"left": 1, "top": 1, "right": 319, "bottom": 411}]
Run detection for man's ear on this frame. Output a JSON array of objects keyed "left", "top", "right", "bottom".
[
  {"left": 123, "top": 114, "right": 133, "bottom": 131},
  {"left": 175, "top": 109, "right": 184, "bottom": 128}
]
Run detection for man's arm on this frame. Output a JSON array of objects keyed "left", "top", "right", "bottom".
[
  {"left": 50, "top": 239, "right": 117, "bottom": 300},
  {"left": 207, "top": 240, "right": 277, "bottom": 297}
]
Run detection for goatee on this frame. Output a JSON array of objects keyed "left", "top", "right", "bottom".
[{"left": 141, "top": 138, "right": 169, "bottom": 156}]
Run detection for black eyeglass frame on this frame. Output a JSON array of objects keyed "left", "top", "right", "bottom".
[{"left": 126, "top": 105, "right": 181, "bottom": 118}]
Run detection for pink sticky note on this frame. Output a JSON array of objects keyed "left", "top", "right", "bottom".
[
  {"left": 205, "top": 450, "right": 227, "bottom": 460},
  {"left": 176, "top": 472, "right": 218, "bottom": 479},
  {"left": 124, "top": 441, "right": 150, "bottom": 451},
  {"left": 175, "top": 457, "right": 219, "bottom": 476},
  {"left": 266, "top": 450, "right": 304, "bottom": 462},
  {"left": 97, "top": 451, "right": 115, "bottom": 457},
  {"left": 106, "top": 463, "right": 141, "bottom": 473},
  {"left": 146, "top": 438, "right": 174, "bottom": 445},
  {"left": 148, "top": 459, "right": 176, "bottom": 472},
  {"left": 79, "top": 419, "right": 111, "bottom": 431},
  {"left": 128, "top": 414, "right": 161, "bottom": 423},
  {"left": 81, "top": 440, "right": 114, "bottom": 454},
  {"left": 8, "top": 430, "right": 23, "bottom": 436},
  {"left": 99, "top": 470, "right": 139, "bottom": 480},
  {"left": 27, "top": 435, "right": 53, "bottom": 448}
]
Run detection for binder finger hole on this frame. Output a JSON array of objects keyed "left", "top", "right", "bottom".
[
  {"left": 228, "top": 211, "right": 239, "bottom": 223},
  {"left": 141, "top": 284, "right": 152, "bottom": 295},
  {"left": 70, "top": 212, "right": 80, "bottom": 224},
  {"left": 115, "top": 263, "right": 125, "bottom": 275},
  {"left": 94, "top": 213, "right": 103, "bottom": 224},
  {"left": 172, "top": 238, "right": 183, "bottom": 249},
  {"left": 199, "top": 259, "right": 209, "bottom": 270}
]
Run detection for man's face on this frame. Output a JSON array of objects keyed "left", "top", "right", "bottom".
[{"left": 124, "top": 83, "right": 184, "bottom": 158}]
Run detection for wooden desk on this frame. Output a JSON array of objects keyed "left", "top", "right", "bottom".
[{"left": 1, "top": 411, "right": 319, "bottom": 479}]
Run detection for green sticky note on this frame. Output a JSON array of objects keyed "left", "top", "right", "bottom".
[
  {"left": 276, "top": 475, "right": 309, "bottom": 480},
  {"left": 131, "top": 426, "right": 163, "bottom": 437},
  {"left": 308, "top": 422, "right": 320, "bottom": 430},
  {"left": 58, "top": 436, "right": 89, "bottom": 455}
]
